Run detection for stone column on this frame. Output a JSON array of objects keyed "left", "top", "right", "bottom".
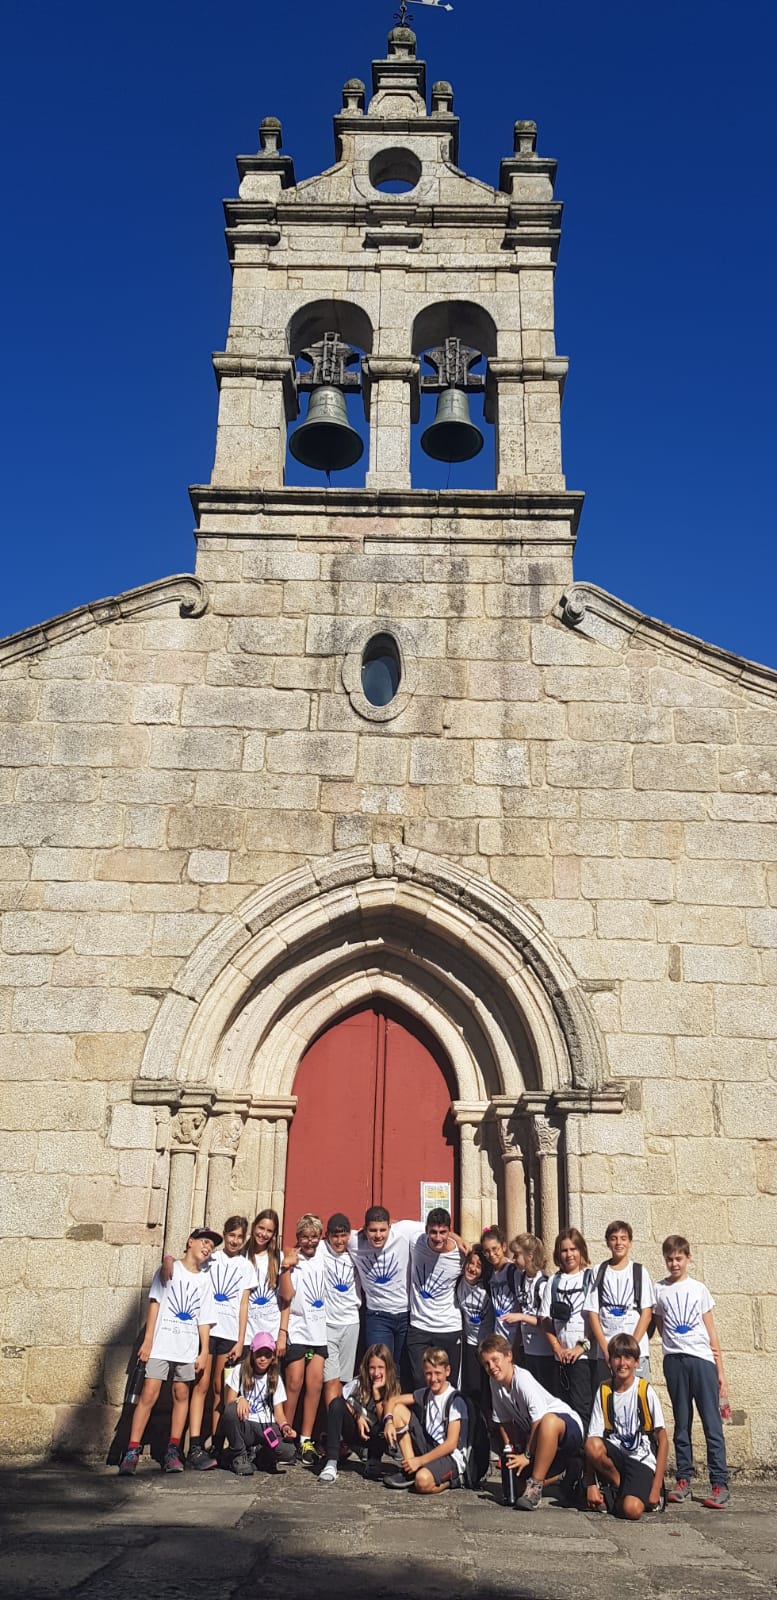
[
  {"left": 254, "top": 1117, "right": 277, "bottom": 1217},
  {"left": 211, "top": 355, "right": 297, "bottom": 489},
  {"left": 205, "top": 1113, "right": 244, "bottom": 1231},
  {"left": 489, "top": 360, "right": 526, "bottom": 491},
  {"left": 164, "top": 1109, "right": 207, "bottom": 1254},
  {"left": 531, "top": 1115, "right": 561, "bottom": 1260},
  {"left": 271, "top": 1120, "right": 289, "bottom": 1233},
  {"left": 452, "top": 1104, "right": 488, "bottom": 1240},
  {"left": 364, "top": 356, "right": 419, "bottom": 491},
  {"left": 502, "top": 1147, "right": 527, "bottom": 1241}
]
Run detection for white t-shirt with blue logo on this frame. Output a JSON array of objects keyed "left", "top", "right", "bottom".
[
  {"left": 224, "top": 1364, "right": 288, "bottom": 1427},
  {"left": 456, "top": 1279, "right": 494, "bottom": 1347},
  {"left": 286, "top": 1253, "right": 328, "bottom": 1346},
  {"left": 348, "top": 1220, "right": 424, "bottom": 1315},
  {"left": 246, "top": 1253, "right": 281, "bottom": 1342},
  {"left": 148, "top": 1262, "right": 216, "bottom": 1363},
  {"left": 415, "top": 1381, "right": 469, "bottom": 1478},
  {"left": 208, "top": 1251, "right": 257, "bottom": 1342},
  {"left": 588, "top": 1377, "right": 665, "bottom": 1469},
  {"left": 653, "top": 1275, "right": 716, "bottom": 1363},
  {"left": 409, "top": 1237, "right": 463, "bottom": 1334},
  {"left": 322, "top": 1241, "right": 361, "bottom": 1332},
  {"left": 583, "top": 1262, "right": 655, "bottom": 1357}
]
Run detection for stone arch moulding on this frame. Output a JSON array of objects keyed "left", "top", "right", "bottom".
[{"left": 133, "top": 849, "right": 624, "bottom": 1246}]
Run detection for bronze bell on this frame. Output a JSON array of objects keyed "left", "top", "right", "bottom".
[
  {"left": 420, "top": 387, "right": 484, "bottom": 463},
  {"left": 289, "top": 386, "right": 364, "bottom": 473}
]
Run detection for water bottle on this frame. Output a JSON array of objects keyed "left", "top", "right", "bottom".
[
  {"left": 719, "top": 1399, "right": 733, "bottom": 1425},
  {"left": 125, "top": 1360, "right": 146, "bottom": 1407},
  {"left": 500, "top": 1454, "right": 517, "bottom": 1507}
]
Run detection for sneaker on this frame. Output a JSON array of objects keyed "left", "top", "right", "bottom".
[
  {"left": 702, "top": 1484, "right": 730, "bottom": 1510},
  {"left": 187, "top": 1444, "right": 217, "bottom": 1472},
  {"left": 163, "top": 1445, "right": 184, "bottom": 1473},
  {"left": 384, "top": 1471, "right": 414, "bottom": 1489},
  {"left": 667, "top": 1478, "right": 692, "bottom": 1503},
  {"left": 362, "top": 1459, "right": 383, "bottom": 1481},
  {"left": 118, "top": 1447, "right": 140, "bottom": 1475},
  {"left": 231, "top": 1452, "right": 256, "bottom": 1476},
  {"left": 515, "top": 1477, "right": 543, "bottom": 1511},
  {"left": 318, "top": 1461, "right": 338, "bottom": 1484},
  {"left": 299, "top": 1439, "right": 319, "bottom": 1469}
]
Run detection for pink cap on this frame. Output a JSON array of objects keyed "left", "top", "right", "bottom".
[{"left": 250, "top": 1331, "right": 276, "bottom": 1355}]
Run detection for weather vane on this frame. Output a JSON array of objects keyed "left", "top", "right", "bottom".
[{"left": 394, "top": 0, "right": 453, "bottom": 23}]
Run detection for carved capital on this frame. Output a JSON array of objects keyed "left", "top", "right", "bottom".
[
  {"left": 531, "top": 1114, "right": 561, "bottom": 1159},
  {"left": 170, "top": 1109, "right": 207, "bottom": 1152},
  {"left": 210, "top": 1112, "right": 244, "bottom": 1158}
]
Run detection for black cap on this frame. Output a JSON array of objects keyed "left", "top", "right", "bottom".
[
  {"left": 189, "top": 1227, "right": 223, "bottom": 1246},
  {"left": 326, "top": 1213, "right": 351, "bottom": 1234}
]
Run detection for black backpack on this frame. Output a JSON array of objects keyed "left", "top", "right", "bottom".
[
  {"left": 431, "top": 1387, "right": 491, "bottom": 1489},
  {"left": 594, "top": 1260, "right": 656, "bottom": 1340}
]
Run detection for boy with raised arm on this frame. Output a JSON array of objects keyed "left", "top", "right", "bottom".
[{"left": 348, "top": 1206, "right": 424, "bottom": 1370}]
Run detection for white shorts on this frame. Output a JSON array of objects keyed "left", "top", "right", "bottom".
[{"left": 323, "top": 1322, "right": 360, "bottom": 1384}]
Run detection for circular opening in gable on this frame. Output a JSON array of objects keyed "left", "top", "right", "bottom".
[
  {"left": 361, "top": 633, "right": 402, "bottom": 706},
  {"left": 369, "top": 148, "right": 422, "bottom": 194}
]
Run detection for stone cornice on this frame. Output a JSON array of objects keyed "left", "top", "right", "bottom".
[
  {"left": 0, "top": 575, "right": 208, "bottom": 666},
  {"left": 556, "top": 582, "right": 777, "bottom": 699},
  {"left": 190, "top": 484, "right": 583, "bottom": 540}
]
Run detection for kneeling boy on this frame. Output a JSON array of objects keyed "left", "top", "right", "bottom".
[
  {"left": 480, "top": 1332, "right": 584, "bottom": 1510},
  {"left": 383, "top": 1346, "right": 468, "bottom": 1495},
  {"left": 585, "top": 1333, "right": 667, "bottom": 1519}
]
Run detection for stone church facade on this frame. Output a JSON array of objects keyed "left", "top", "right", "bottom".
[{"left": 1, "top": 28, "right": 776, "bottom": 1464}]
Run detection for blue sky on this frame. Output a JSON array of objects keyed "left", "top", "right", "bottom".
[{"left": 1, "top": 0, "right": 775, "bottom": 666}]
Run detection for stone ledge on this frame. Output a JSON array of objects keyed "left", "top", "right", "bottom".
[{"left": 0, "top": 576, "right": 208, "bottom": 664}]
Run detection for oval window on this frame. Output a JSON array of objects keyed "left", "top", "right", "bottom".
[{"left": 361, "top": 633, "right": 401, "bottom": 707}]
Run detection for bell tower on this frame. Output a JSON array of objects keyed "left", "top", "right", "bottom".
[{"left": 194, "top": 23, "right": 581, "bottom": 558}]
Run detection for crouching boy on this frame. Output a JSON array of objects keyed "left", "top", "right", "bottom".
[
  {"left": 585, "top": 1333, "right": 668, "bottom": 1519},
  {"left": 480, "top": 1333, "right": 584, "bottom": 1511},
  {"left": 382, "top": 1346, "right": 468, "bottom": 1494}
]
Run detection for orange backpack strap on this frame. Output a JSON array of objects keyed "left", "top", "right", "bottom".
[{"left": 637, "top": 1377, "right": 654, "bottom": 1434}]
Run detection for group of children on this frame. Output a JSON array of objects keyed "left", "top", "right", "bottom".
[{"left": 118, "top": 1206, "right": 731, "bottom": 1515}]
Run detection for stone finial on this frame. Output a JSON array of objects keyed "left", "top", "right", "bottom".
[
  {"left": 259, "top": 116, "right": 282, "bottom": 153},
  {"left": 431, "top": 80, "right": 454, "bottom": 116},
  {"left": 342, "top": 78, "right": 365, "bottom": 113},
  {"left": 514, "top": 120, "right": 537, "bottom": 156},
  {"left": 387, "top": 24, "right": 417, "bottom": 58}
]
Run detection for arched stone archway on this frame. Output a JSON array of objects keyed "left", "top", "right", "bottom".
[{"left": 133, "top": 848, "right": 623, "bottom": 1249}]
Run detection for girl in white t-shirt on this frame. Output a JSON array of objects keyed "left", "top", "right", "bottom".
[
  {"left": 279, "top": 1213, "right": 328, "bottom": 1468},
  {"left": 540, "top": 1228, "right": 597, "bottom": 1430},
  {"left": 223, "top": 1330, "right": 297, "bottom": 1474},
  {"left": 455, "top": 1247, "right": 494, "bottom": 1410},
  {"left": 245, "top": 1209, "right": 282, "bottom": 1344},
  {"left": 505, "top": 1232, "right": 554, "bottom": 1391},
  {"left": 319, "top": 1342, "right": 401, "bottom": 1484}
]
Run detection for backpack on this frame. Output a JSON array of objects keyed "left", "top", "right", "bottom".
[
  {"left": 594, "top": 1261, "right": 656, "bottom": 1340},
  {"left": 432, "top": 1387, "right": 491, "bottom": 1489},
  {"left": 600, "top": 1377, "right": 657, "bottom": 1445},
  {"left": 549, "top": 1266, "right": 593, "bottom": 1324},
  {"left": 516, "top": 1269, "right": 547, "bottom": 1314}
]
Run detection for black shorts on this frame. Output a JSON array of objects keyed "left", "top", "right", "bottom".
[
  {"left": 284, "top": 1343, "right": 328, "bottom": 1364},
  {"left": 605, "top": 1440, "right": 657, "bottom": 1509},
  {"left": 209, "top": 1335, "right": 237, "bottom": 1357}
]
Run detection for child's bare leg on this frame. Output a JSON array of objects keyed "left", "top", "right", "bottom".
[
  {"left": 323, "top": 1377, "right": 343, "bottom": 1409},
  {"left": 392, "top": 1402, "right": 416, "bottom": 1468},
  {"left": 170, "top": 1380, "right": 192, "bottom": 1442},
  {"left": 414, "top": 1467, "right": 449, "bottom": 1496},
  {"left": 529, "top": 1414, "right": 567, "bottom": 1482},
  {"left": 301, "top": 1354, "right": 325, "bottom": 1439},
  {"left": 284, "top": 1358, "right": 305, "bottom": 1432},
  {"left": 584, "top": 1437, "right": 620, "bottom": 1507},
  {"left": 211, "top": 1354, "right": 228, "bottom": 1438},
  {"left": 620, "top": 1494, "right": 645, "bottom": 1521},
  {"left": 128, "top": 1377, "right": 163, "bottom": 1442},
  {"left": 187, "top": 1355, "right": 212, "bottom": 1441}
]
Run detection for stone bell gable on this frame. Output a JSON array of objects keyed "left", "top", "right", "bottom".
[{"left": 1, "top": 25, "right": 776, "bottom": 1466}]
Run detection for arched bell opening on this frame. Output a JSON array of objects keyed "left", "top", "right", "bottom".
[
  {"left": 285, "top": 300, "right": 372, "bottom": 487},
  {"left": 410, "top": 301, "right": 497, "bottom": 489}
]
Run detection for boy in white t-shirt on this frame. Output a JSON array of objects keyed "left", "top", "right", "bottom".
[
  {"left": 279, "top": 1212, "right": 328, "bottom": 1468},
  {"left": 382, "top": 1347, "right": 469, "bottom": 1494},
  {"left": 348, "top": 1206, "right": 424, "bottom": 1371},
  {"left": 584, "top": 1220, "right": 656, "bottom": 1383},
  {"left": 479, "top": 1333, "right": 584, "bottom": 1511},
  {"left": 406, "top": 1208, "right": 465, "bottom": 1385},
  {"left": 653, "top": 1234, "right": 730, "bottom": 1509},
  {"left": 585, "top": 1333, "right": 668, "bottom": 1518},
  {"left": 118, "top": 1226, "right": 220, "bottom": 1475},
  {"left": 321, "top": 1212, "right": 362, "bottom": 1411}
]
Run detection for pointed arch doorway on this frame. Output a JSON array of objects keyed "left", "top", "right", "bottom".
[{"left": 283, "top": 1003, "right": 457, "bottom": 1240}]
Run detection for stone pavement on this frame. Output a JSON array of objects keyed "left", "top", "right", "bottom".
[{"left": 1, "top": 1461, "right": 775, "bottom": 1600}]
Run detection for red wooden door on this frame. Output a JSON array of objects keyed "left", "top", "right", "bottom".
[{"left": 283, "top": 1004, "right": 456, "bottom": 1241}]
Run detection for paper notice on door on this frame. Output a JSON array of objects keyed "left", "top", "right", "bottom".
[{"left": 420, "top": 1180, "right": 451, "bottom": 1221}]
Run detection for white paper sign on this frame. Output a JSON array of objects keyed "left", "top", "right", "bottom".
[{"left": 420, "top": 1180, "right": 451, "bottom": 1221}]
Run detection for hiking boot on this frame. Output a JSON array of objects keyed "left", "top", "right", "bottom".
[
  {"left": 515, "top": 1477, "right": 543, "bottom": 1511},
  {"left": 118, "top": 1447, "right": 140, "bottom": 1475},
  {"left": 702, "top": 1484, "right": 730, "bottom": 1510},
  {"left": 187, "top": 1444, "right": 216, "bottom": 1472},
  {"left": 667, "top": 1478, "right": 692, "bottom": 1503},
  {"left": 298, "top": 1439, "right": 319, "bottom": 1469},
  {"left": 163, "top": 1445, "right": 184, "bottom": 1473},
  {"left": 231, "top": 1452, "right": 256, "bottom": 1476},
  {"left": 318, "top": 1461, "right": 338, "bottom": 1484},
  {"left": 384, "top": 1471, "right": 414, "bottom": 1489}
]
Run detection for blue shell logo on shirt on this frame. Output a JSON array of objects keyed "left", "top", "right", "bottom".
[
  {"left": 601, "top": 1275, "right": 632, "bottom": 1318},
  {"left": 489, "top": 1282, "right": 513, "bottom": 1318},
  {"left": 332, "top": 1260, "right": 353, "bottom": 1294},
  {"left": 415, "top": 1264, "right": 449, "bottom": 1303},
  {"left": 250, "top": 1288, "right": 274, "bottom": 1307},
  {"left": 303, "top": 1273, "right": 326, "bottom": 1310},
  {"left": 664, "top": 1293, "right": 700, "bottom": 1337},
  {"left": 211, "top": 1261, "right": 242, "bottom": 1304},
  {"left": 366, "top": 1250, "right": 399, "bottom": 1287},
  {"left": 170, "top": 1282, "right": 198, "bottom": 1323}
]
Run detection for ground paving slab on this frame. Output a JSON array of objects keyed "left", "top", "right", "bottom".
[{"left": 0, "top": 1462, "right": 774, "bottom": 1600}]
